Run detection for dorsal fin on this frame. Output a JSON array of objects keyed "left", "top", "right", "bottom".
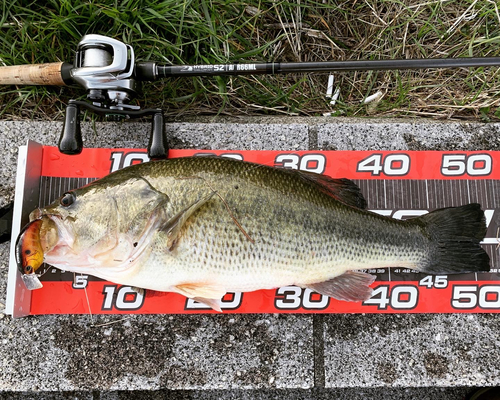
[{"left": 297, "top": 171, "right": 367, "bottom": 209}]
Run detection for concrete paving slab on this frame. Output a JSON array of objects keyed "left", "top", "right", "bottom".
[
  {"left": 316, "top": 118, "right": 500, "bottom": 151},
  {"left": 0, "top": 387, "right": 479, "bottom": 400},
  {"left": 0, "top": 393, "right": 93, "bottom": 400},
  {"left": 0, "top": 307, "right": 313, "bottom": 391},
  {"left": 0, "top": 120, "right": 313, "bottom": 392},
  {"left": 0, "top": 120, "right": 310, "bottom": 207},
  {"left": 100, "top": 387, "right": 476, "bottom": 399},
  {"left": 323, "top": 313, "right": 500, "bottom": 388},
  {"left": 0, "top": 118, "right": 499, "bottom": 397}
]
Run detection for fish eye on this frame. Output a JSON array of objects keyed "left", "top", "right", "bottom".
[{"left": 60, "top": 192, "right": 76, "bottom": 207}]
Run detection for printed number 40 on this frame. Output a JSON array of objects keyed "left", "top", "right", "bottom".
[
  {"left": 357, "top": 154, "right": 410, "bottom": 176},
  {"left": 363, "top": 285, "right": 419, "bottom": 310}
]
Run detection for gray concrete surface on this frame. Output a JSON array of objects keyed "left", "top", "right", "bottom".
[{"left": 0, "top": 117, "right": 499, "bottom": 398}]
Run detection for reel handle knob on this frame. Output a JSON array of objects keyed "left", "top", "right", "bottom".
[
  {"left": 59, "top": 103, "right": 83, "bottom": 155},
  {"left": 148, "top": 112, "right": 168, "bottom": 159}
]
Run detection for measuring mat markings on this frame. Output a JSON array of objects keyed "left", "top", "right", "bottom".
[
  {"left": 15, "top": 151, "right": 492, "bottom": 315},
  {"left": 9, "top": 147, "right": 500, "bottom": 315}
]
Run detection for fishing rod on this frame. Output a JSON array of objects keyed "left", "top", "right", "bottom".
[{"left": 1, "top": 34, "right": 499, "bottom": 159}]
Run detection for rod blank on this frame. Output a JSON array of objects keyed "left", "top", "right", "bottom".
[{"left": 153, "top": 57, "right": 500, "bottom": 79}]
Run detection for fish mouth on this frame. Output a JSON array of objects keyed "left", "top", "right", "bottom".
[{"left": 15, "top": 216, "right": 59, "bottom": 290}]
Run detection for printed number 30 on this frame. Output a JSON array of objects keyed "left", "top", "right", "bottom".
[
  {"left": 274, "top": 286, "right": 330, "bottom": 310},
  {"left": 274, "top": 154, "right": 326, "bottom": 174}
]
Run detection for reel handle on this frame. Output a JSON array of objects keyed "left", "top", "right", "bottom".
[
  {"left": 58, "top": 100, "right": 168, "bottom": 159},
  {"left": 59, "top": 103, "right": 83, "bottom": 155},
  {"left": 148, "top": 113, "right": 167, "bottom": 160}
]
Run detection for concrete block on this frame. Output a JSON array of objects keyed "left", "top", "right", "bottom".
[
  {"left": 0, "top": 120, "right": 313, "bottom": 392},
  {"left": 1, "top": 118, "right": 499, "bottom": 397},
  {"left": 99, "top": 387, "right": 475, "bottom": 399},
  {"left": 316, "top": 118, "right": 500, "bottom": 151},
  {"left": 323, "top": 314, "right": 500, "bottom": 388}
]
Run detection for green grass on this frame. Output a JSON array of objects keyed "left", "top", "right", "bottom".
[{"left": 0, "top": 0, "right": 499, "bottom": 120}]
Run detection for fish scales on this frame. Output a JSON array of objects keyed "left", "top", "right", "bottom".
[{"left": 95, "top": 158, "right": 428, "bottom": 290}]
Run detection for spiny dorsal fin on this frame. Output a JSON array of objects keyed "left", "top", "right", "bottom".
[{"left": 297, "top": 171, "right": 367, "bottom": 209}]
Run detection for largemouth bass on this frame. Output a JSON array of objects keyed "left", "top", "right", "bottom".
[{"left": 16, "top": 157, "right": 490, "bottom": 310}]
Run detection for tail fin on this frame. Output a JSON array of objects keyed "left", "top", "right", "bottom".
[{"left": 413, "top": 203, "right": 490, "bottom": 274}]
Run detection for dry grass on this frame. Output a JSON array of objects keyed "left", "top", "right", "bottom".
[{"left": 0, "top": 0, "right": 499, "bottom": 120}]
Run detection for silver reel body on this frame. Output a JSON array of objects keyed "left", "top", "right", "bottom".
[{"left": 60, "top": 35, "right": 166, "bottom": 158}]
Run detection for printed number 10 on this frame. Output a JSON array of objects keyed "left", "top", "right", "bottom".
[{"left": 102, "top": 285, "right": 145, "bottom": 311}]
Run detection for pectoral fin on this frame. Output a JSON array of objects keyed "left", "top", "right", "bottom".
[
  {"left": 305, "top": 270, "right": 376, "bottom": 302},
  {"left": 130, "top": 286, "right": 146, "bottom": 296},
  {"left": 175, "top": 282, "right": 226, "bottom": 299},
  {"left": 161, "top": 193, "right": 214, "bottom": 249}
]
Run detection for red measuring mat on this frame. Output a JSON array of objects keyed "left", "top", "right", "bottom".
[{"left": 28, "top": 148, "right": 500, "bottom": 315}]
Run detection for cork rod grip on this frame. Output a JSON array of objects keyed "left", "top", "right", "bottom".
[{"left": 0, "top": 62, "right": 67, "bottom": 86}]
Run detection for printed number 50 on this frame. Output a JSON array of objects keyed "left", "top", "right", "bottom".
[{"left": 441, "top": 154, "right": 492, "bottom": 176}]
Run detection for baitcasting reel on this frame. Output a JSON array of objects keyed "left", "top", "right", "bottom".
[{"left": 59, "top": 35, "right": 167, "bottom": 159}]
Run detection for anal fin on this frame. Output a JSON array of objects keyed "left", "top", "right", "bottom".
[{"left": 305, "top": 270, "right": 376, "bottom": 302}]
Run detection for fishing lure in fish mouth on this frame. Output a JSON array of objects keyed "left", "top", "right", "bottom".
[
  {"left": 16, "top": 216, "right": 59, "bottom": 290},
  {"left": 15, "top": 219, "right": 45, "bottom": 290}
]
